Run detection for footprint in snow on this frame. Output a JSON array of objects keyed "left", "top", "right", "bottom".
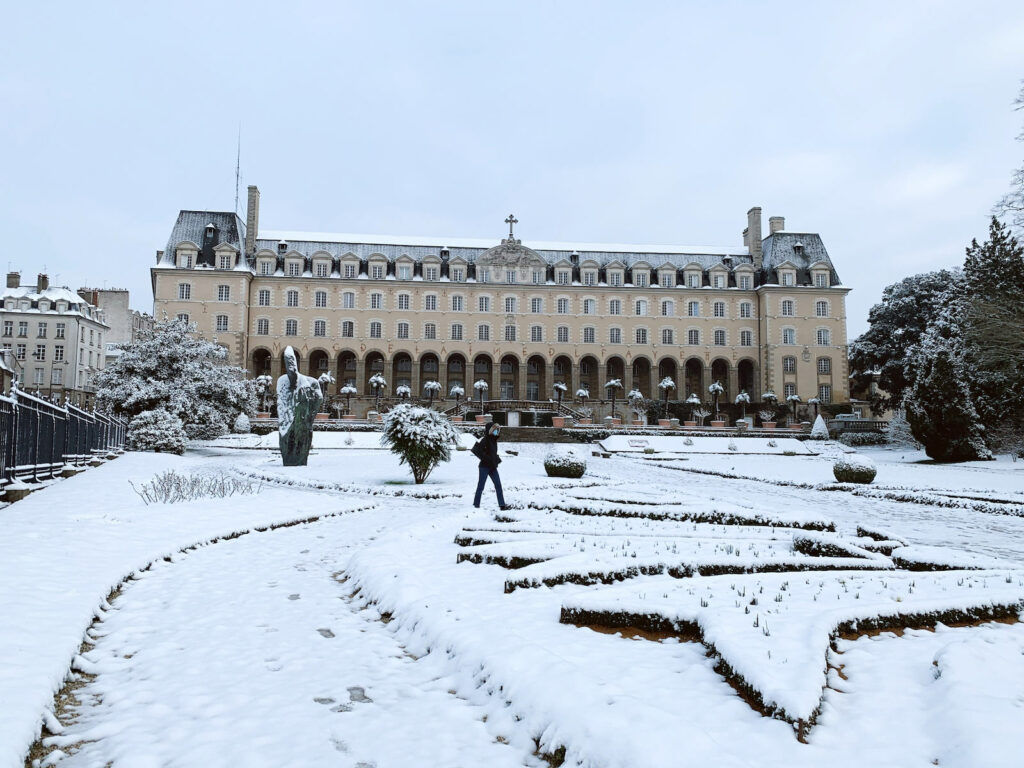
[
  {"left": 313, "top": 697, "right": 335, "bottom": 705},
  {"left": 348, "top": 686, "right": 372, "bottom": 703},
  {"left": 288, "top": 594, "right": 300, "bottom": 600},
  {"left": 317, "top": 628, "right": 335, "bottom": 638}
]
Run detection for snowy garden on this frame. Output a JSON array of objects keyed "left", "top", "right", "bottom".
[{"left": 3, "top": 432, "right": 1023, "bottom": 768}]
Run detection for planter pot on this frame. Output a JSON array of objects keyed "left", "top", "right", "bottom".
[
  {"left": 657, "top": 419, "right": 671, "bottom": 428},
  {"left": 683, "top": 420, "right": 697, "bottom": 428},
  {"left": 790, "top": 424, "right": 803, "bottom": 431},
  {"left": 669, "top": 418, "right": 680, "bottom": 429},
  {"left": 343, "top": 414, "right": 357, "bottom": 421},
  {"left": 611, "top": 418, "right": 622, "bottom": 426},
  {"left": 475, "top": 414, "right": 486, "bottom": 423},
  {"left": 552, "top": 416, "right": 565, "bottom": 428},
  {"left": 763, "top": 422, "right": 776, "bottom": 429},
  {"left": 632, "top": 420, "right": 644, "bottom": 426},
  {"left": 315, "top": 413, "right": 328, "bottom": 420},
  {"left": 578, "top": 418, "right": 592, "bottom": 425},
  {"left": 452, "top": 415, "right": 464, "bottom": 423},
  {"left": 256, "top": 412, "right": 271, "bottom": 419},
  {"left": 710, "top": 420, "right": 726, "bottom": 428}
]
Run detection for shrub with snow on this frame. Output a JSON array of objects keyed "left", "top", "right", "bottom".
[
  {"left": 833, "top": 454, "right": 877, "bottom": 484},
  {"left": 380, "top": 403, "right": 460, "bottom": 484},
  {"left": 543, "top": 448, "right": 587, "bottom": 479},
  {"left": 232, "top": 413, "right": 251, "bottom": 434},
  {"left": 126, "top": 409, "right": 186, "bottom": 455},
  {"left": 810, "top": 415, "right": 829, "bottom": 440},
  {"left": 839, "top": 431, "right": 887, "bottom": 447}
]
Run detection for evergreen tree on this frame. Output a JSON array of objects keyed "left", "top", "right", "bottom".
[
  {"left": 96, "top": 317, "right": 255, "bottom": 438},
  {"left": 849, "top": 270, "right": 960, "bottom": 413}
]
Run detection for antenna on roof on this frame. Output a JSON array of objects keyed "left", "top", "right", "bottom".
[{"left": 234, "top": 125, "right": 242, "bottom": 216}]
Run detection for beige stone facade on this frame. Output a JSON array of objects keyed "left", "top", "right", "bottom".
[{"left": 153, "top": 189, "right": 850, "bottom": 418}]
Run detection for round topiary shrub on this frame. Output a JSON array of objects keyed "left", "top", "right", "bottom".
[
  {"left": 544, "top": 448, "right": 587, "bottom": 479},
  {"left": 833, "top": 454, "right": 877, "bottom": 484},
  {"left": 232, "top": 413, "right": 251, "bottom": 434},
  {"left": 127, "top": 409, "right": 187, "bottom": 455}
]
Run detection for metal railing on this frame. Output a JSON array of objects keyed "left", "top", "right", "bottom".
[{"left": 0, "top": 389, "right": 127, "bottom": 486}]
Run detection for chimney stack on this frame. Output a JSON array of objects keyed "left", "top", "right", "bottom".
[
  {"left": 747, "top": 207, "right": 763, "bottom": 269},
  {"left": 6, "top": 272, "right": 19, "bottom": 289},
  {"left": 37, "top": 273, "right": 49, "bottom": 291},
  {"left": 245, "top": 185, "right": 260, "bottom": 256},
  {"left": 769, "top": 216, "right": 785, "bottom": 234}
]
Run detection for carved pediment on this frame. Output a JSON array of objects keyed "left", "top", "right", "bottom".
[{"left": 477, "top": 237, "right": 545, "bottom": 269}]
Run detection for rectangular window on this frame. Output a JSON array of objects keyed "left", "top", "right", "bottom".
[
  {"left": 584, "top": 271, "right": 596, "bottom": 286},
  {"left": 260, "top": 261, "right": 273, "bottom": 276},
  {"left": 54, "top": 345, "right": 64, "bottom": 361},
  {"left": 714, "top": 329, "right": 726, "bottom": 346},
  {"left": 816, "top": 273, "right": 828, "bottom": 287},
  {"left": 531, "top": 325, "right": 543, "bottom": 342},
  {"left": 818, "top": 384, "right": 832, "bottom": 403},
  {"left": 740, "top": 302, "right": 751, "bottom": 319},
  {"left": 784, "top": 383, "right": 797, "bottom": 399},
  {"left": 688, "top": 329, "right": 699, "bottom": 345},
  {"left": 35, "top": 344, "right": 46, "bottom": 361},
  {"left": 287, "top": 290, "right": 299, "bottom": 308},
  {"left": 452, "top": 295, "right": 464, "bottom": 312},
  {"left": 634, "top": 272, "right": 648, "bottom": 287},
  {"left": 583, "top": 327, "right": 595, "bottom": 344},
  {"left": 506, "top": 270, "right": 516, "bottom": 284},
  {"left": 34, "top": 367, "right": 44, "bottom": 385},
  {"left": 635, "top": 300, "right": 647, "bottom": 316},
  {"left": 425, "top": 267, "right": 439, "bottom": 281},
  {"left": 660, "top": 272, "right": 673, "bottom": 288},
  {"left": 783, "top": 328, "right": 796, "bottom": 345},
  {"left": 37, "top": 322, "right": 47, "bottom": 338},
  {"left": 178, "top": 284, "right": 191, "bottom": 300},
  {"left": 288, "top": 262, "right": 301, "bottom": 277},
  {"left": 661, "top": 329, "right": 673, "bottom": 345},
  {"left": 315, "top": 291, "right": 327, "bottom": 308},
  {"left": 217, "top": 285, "right": 230, "bottom": 301},
  {"left": 688, "top": 273, "right": 700, "bottom": 288},
  {"left": 817, "top": 329, "right": 831, "bottom": 346},
  {"left": 782, "top": 272, "right": 794, "bottom": 286},
  {"left": 219, "top": 254, "right": 233, "bottom": 269},
  {"left": 783, "top": 356, "right": 797, "bottom": 373},
  {"left": 15, "top": 343, "right": 25, "bottom": 360},
  {"left": 583, "top": 299, "right": 595, "bottom": 315},
  {"left": 610, "top": 272, "right": 622, "bottom": 287},
  {"left": 52, "top": 367, "right": 63, "bottom": 385},
  {"left": 316, "top": 262, "right": 330, "bottom": 278},
  {"left": 176, "top": 314, "right": 189, "bottom": 324},
  {"left": 661, "top": 300, "right": 674, "bottom": 317},
  {"left": 557, "top": 271, "right": 570, "bottom": 285},
  {"left": 258, "top": 289, "right": 271, "bottom": 306},
  {"left": 344, "top": 264, "right": 356, "bottom": 279},
  {"left": 478, "top": 267, "right": 490, "bottom": 283},
  {"left": 478, "top": 296, "right": 490, "bottom": 312},
  {"left": 739, "top": 275, "right": 752, "bottom": 290},
  {"left": 504, "top": 297, "right": 516, "bottom": 313},
  {"left": 18, "top": 322, "right": 28, "bottom": 337},
  {"left": 635, "top": 328, "right": 648, "bottom": 344},
  {"left": 343, "top": 292, "right": 355, "bottom": 309},
  {"left": 609, "top": 328, "right": 621, "bottom": 344},
  {"left": 397, "top": 294, "right": 410, "bottom": 310},
  {"left": 314, "top": 320, "right": 326, "bottom": 337},
  {"left": 740, "top": 330, "right": 752, "bottom": 346},
  {"left": 342, "top": 321, "right": 354, "bottom": 338},
  {"left": 782, "top": 300, "right": 794, "bottom": 317},
  {"left": 256, "top": 319, "right": 269, "bottom": 335},
  {"left": 4, "top": 321, "right": 14, "bottom": 337},
  {"left": 478, "top": 324, "right": 490, "bottom": 341},
  {"left": 424, "top": 323, "right": 436, "bottom": 340},
  {"left": 713, "top": 302, "right": 725, "bottom": 318},
  {"left": 285, "top": 319, "right": 298, "bottom": 336},
  {"left": 451, "top": 323, "right": 463, "bottom": 341},
  {"left": 818, "top": 357, "right": 832, "bottom": 374},
  {"left": 371, "top": 293, "right": 383, "bottom": 309},
  {"left": 215, "top": 315, "right": 228, "bottom": 332},
  {"left": 371, "top": 265, "right": 384, "bottom": 280},
  {"left": 557, "top": 326, "right": 570, "bottom": 343},
  {"left": 452, "top": 268, "right": 464, "bottom": 282},
  {"left": 369, "top": 321, "right": 382, "bottom": 338},
  {"left": 397, "top": 322, "right": 409, "bottom": 339},
  {"left": 532, "top": 270, "right": 543, "bottom": 284},
  {"left": 504, "top": 325, "right": 516, "bottom": 341},
  {"left": 816, "top": 300, "right": 828, "bottom": 317},
  {"left": 399, "top": 265, "right": 411, "bottom": 280},
  {"left": 557, "top": 298, "right": 569, "bottom": 314},
  {"left": 609, "top": 299, "right": 621, "bottom": 315},
  {"left": 687, "top": 301, "right": 700, "bottom": 317},
  {"left": 530, "top": 297, "right": 542, "bottom": 313},
  {"left": 425, "top": 295, "right": 438, "bottom": 311}
]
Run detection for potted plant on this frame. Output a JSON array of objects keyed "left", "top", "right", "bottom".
[
  {"left": 684, "top": 393, "right": 701, "bottom": 427},
  {"left": 369, "top": 373, "right": 387, "bottom": 418},
  {"left": 552, "top": 382, "right": 569, "bottom": 427},
  {"left": 604, "top": 378, "right": 623, "bottom": 425},
  {"left": 396, "top": 384, "right": 411, "bottom": 401},
  {"left": 576, "top": 388, "right": 591, "bottom": 424},
  {"left": 449, "top": 384, "right": 465, "bottom": 421},
  {"left": 735, "top": 391, "right": 751, "bottom": 425},
  {"left": 254, "top": 374, "right": 274, "bottom": 417},
  {"left": 339, "top": 384, "right": 358, "bottom": 418},
  {"left": 473, "top": 379, "right": 488, "bottom": 422},
  {"left": 692, "top": 404, "right": 711, "bottom": 427},
  {"left": 808, "top": 397, "right": 821, "bottom": 419},
  {"left": 657, "top": 377, "right": 675, "bottom": 427},
  {"left": 761, "top": 391, "right": 778, "bottom": 428},
  {"left": 708, "top": 381, "right": 725, "bottom": 427},
  {"left": 315, "top": 372, "right": 335, "bottom": 419},
  {"left": 423, "top": 380, "right": 442, "bottom": 408},
  {"left": 786, "top": 393, "right": 802, "bottom": 430},
  {"left": 627, "top": 388, "right": 646, "bottom": 426}
]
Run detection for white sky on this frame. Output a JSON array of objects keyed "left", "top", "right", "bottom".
[{"left": 1, "top": 1, "right": 1022, "bottom": 336}]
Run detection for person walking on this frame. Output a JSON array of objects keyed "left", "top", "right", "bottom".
[{"left": 471, "top": 423, "right": 509, "bottom": 509}]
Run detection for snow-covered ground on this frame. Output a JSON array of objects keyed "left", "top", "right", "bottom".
[{"left": 3, "top": 442, "right": 1023, "bottom": 768}]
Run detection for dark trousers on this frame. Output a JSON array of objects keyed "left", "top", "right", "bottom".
[{"left": 473, "top": 465, "right": 505, "bottom": 507}]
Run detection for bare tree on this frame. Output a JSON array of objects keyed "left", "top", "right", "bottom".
[{"left": 995, "top": 82, "right": 1024, "bottom": 230}]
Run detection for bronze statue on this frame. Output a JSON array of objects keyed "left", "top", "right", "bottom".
[{"left": 277, "top": 346, "right": 323, "bottom": 466}]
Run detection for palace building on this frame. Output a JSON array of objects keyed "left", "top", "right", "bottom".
[{"left": 152, "top": 186, "right": 850, "bottom": 415}]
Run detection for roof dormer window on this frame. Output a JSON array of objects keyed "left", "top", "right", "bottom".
[{"left": 278, "top": 240, "right": 288, "bottom": 254}]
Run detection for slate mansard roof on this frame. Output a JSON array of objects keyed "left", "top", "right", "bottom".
[{"left": 158, "top": 210, "right": 842, "bottom": 285}]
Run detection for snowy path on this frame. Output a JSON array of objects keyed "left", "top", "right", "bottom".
[{"left": 46, "top": 514, "right": 539, "bottom": 768}]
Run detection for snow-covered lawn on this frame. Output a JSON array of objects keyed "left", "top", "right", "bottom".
[{"left": 3, "top": 441, "right": 1023, "bottom": 768}]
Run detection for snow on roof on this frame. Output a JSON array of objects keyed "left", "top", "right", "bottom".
[
  {"left": 261, "top": 230, "right": 750, "bottom": 258},
  {"left": 1, "top": 285, "right": 89, "bottom": 305}
]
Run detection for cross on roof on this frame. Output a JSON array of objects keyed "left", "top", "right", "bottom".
[{"left": 504, "top": 214, "right": 518, "bottom": 239}]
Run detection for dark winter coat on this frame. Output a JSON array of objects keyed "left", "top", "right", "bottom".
[{"left": 472, "top": 433, "right": 502, "bottom": 469}]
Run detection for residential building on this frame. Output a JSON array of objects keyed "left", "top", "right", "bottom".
[{"left": 77, "top": 288, "right": 153, "bottom": 367}]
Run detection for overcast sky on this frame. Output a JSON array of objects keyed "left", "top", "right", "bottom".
[{"left": 2, "top": 1, "right": 1022, "bottom": 337}]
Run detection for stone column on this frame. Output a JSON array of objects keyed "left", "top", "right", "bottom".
[
  {"left": 728, "top": 365, "right": 739, "bottom": 404},
  {"left": 410, "top": 361, "right": 421, "bottom": 402},
  {"left": 517, "top": 359, "right": 528, "bottom": 401}
]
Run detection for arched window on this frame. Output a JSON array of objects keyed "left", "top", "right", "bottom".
[
  {"left": 740, "top": 330, "right": 752, "bottom": 346},
  {"left": 504, "top": 297, "right": 517, "bottom": 313},
  {"left": 557, "top": 298, "right": 570, "bottom": 314},
  {"left": 583, "top": 298, "right": 596, "bottom": 315},
  {"left": 583, "top": 327, "right": 596, "bottom": 343}
]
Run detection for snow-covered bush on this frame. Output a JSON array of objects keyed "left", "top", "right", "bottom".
[
  {"left": 839, "top": 431, "right": 887, "bottom": 446},
  {"left": 182, "top": 400, "right": 229, "bottom": 439},
  {"left": 833, "top": 454, "right": 877, "bottom": 484},
  {"left": 886, "top": 408, "right": 920, "bottom": 448},
  {"left": 129, "top": 469, "right": 260, "bottom": 505},
  {"left": 395, "top": 384, "right": 412, "bottom": 399},
  {"left": 126, "top": 409, "right": 186, "bottom": 455},
  {"left": 543, "top": 448, "right": 587, "bottom": 479},
  {"left": 380, "top": 403, "right": 460, "bottom": 484},
  {"left": 810, "top": 415, "right": 829, "bottom": 440},
  {"left": 254, "top": 374, "right": 274, "bottom": 412},
  {"left": 233, "top": 413, "right": 251, "bottom": 434}
]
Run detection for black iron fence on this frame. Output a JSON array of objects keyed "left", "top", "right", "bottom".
[{"left": 0, "top": 389, "right": 127, "bottom": 485}]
